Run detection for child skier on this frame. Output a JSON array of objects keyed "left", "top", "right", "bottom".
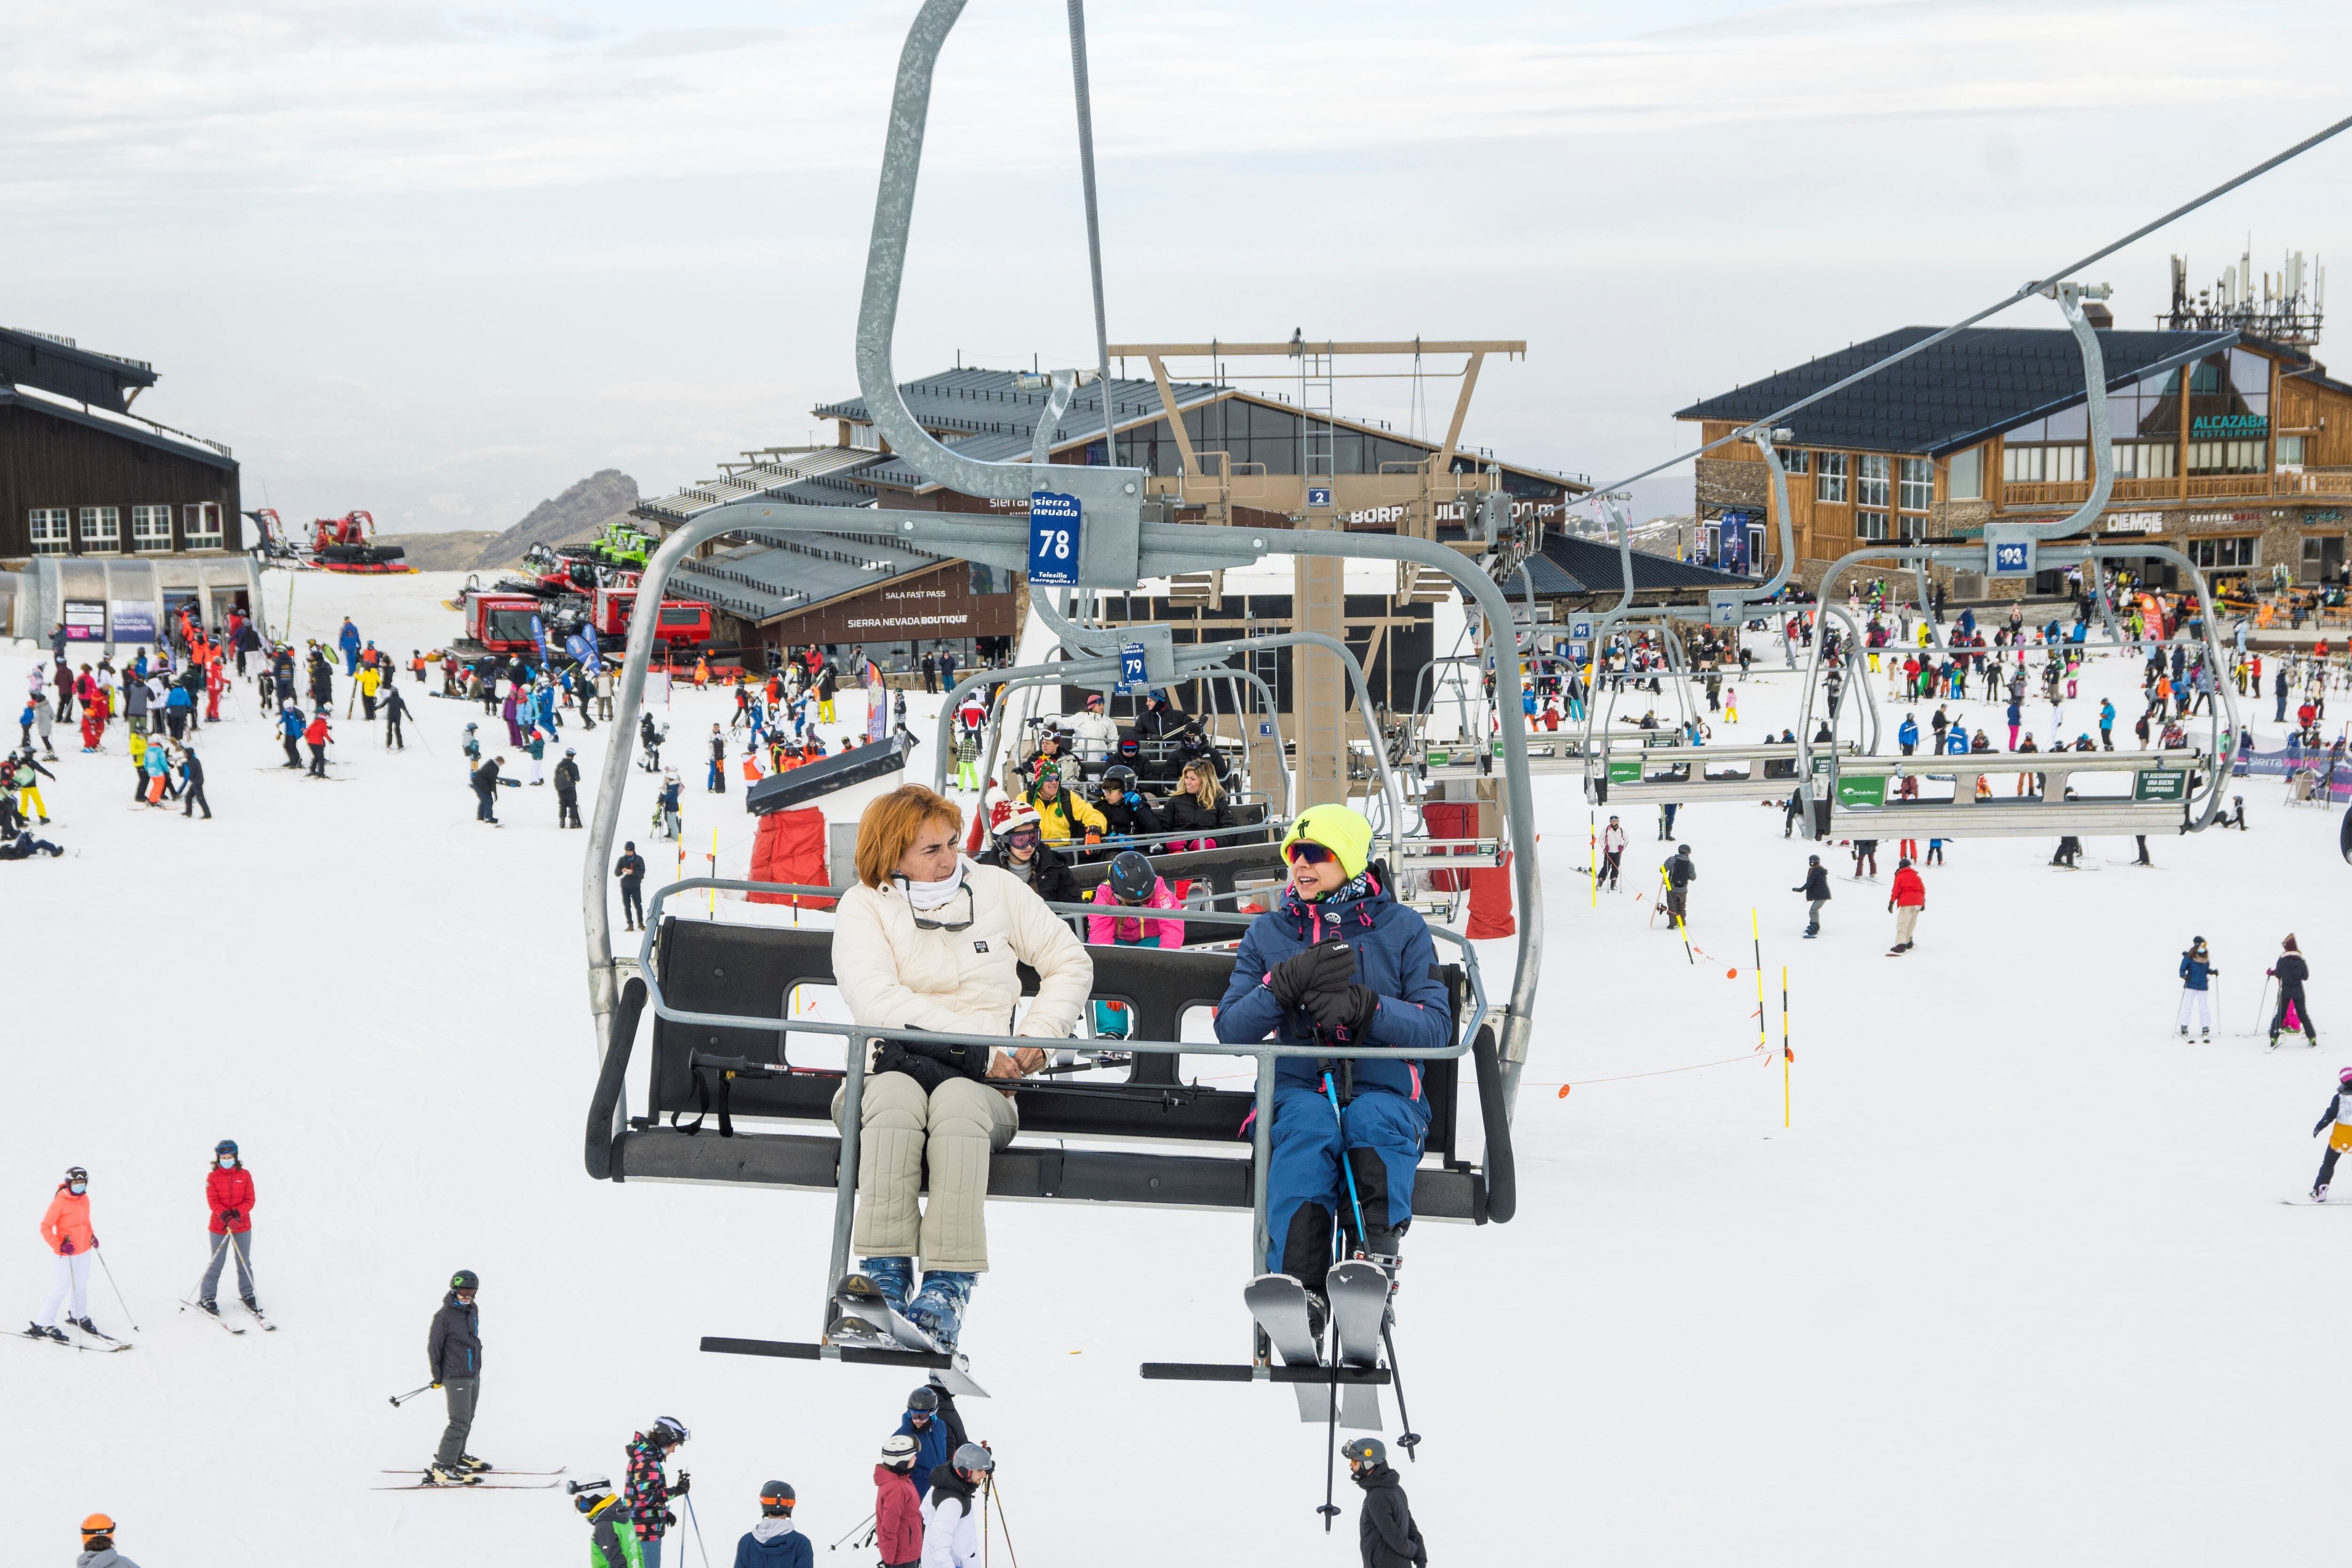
[
  {"left": 1215, "top": 804, "right": 1447, "bottom": 1323},
  {"left": 2312, "top": 1068, "right": 2352, "bottom": 1202},
  {"left": 732, "top": 1480, "right": 809, "bottom": 1568},
  {"left": 578, "top": 1482, "right": 643, "bottom": 1568},
  {"left": 2270, "top": 934, "right": 2318, "bottom": 1048},
  {"left": 624, "top": 1417, "right": 691, "bottom": 1568},
  {"left": 2177, "top": 938, "right": 2218, "bottom": 1039}
]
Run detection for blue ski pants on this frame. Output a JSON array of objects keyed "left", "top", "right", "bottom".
[{"left": 1264, "top": 1082, "right": 1428, "bottom": 1289}]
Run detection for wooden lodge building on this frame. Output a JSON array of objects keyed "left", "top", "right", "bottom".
[{"left": 1676, "top": 317, "right": 2352, "bottom": 599}]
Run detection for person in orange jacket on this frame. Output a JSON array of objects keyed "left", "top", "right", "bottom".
[
  {"left": 28, "top": 1165, "right": 98, "bottom": 1343},
  {"left": 1887, "top": 855, "right": 1927, "bottom": 955}
]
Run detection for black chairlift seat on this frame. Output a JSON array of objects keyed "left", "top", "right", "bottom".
[{"left": 587, "top": 916, "right": 1512, "bottom": 1224}]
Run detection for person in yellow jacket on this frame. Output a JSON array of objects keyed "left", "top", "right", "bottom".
[
  {"left": 1021, "top": 770, "right": 1104, "bottom": 846},
  {"left": 358, "top": 662, "right": 382, "bottom": 721}
]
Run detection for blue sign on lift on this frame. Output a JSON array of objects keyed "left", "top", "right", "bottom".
[
  {"left": 1118, "top": 641, "right": 1149, "bottom": 694},
  {"left": 1029, "top": 491, "right": 1082, "bottom": 586}
]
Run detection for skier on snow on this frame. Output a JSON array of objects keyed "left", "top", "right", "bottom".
[
  {"left": 624, "top": 1417, "right": 691, "bottom": 1568},
  {"left": 26, "top": 1164, "right": 101, "bottom": 1344},
  {"left": 894, "top": 1385, "right": 967, "bottom": 1504},
  {"left": 2177, "top": 937, "right": 2218, "bottom": 1040},
  {"left": 874, "top": 1434, "right": 925, "bottom": 1568},
  {"left": 1887, "top": 855, "right": 1926, "bottom": 954},
  {"left": 2271, "top": 934, "right": 2318, "bottom": 1047},
  {"left": 579, "top": 1483, "right": 643, "bottom": 1568},
  {"left": 1661, "top": 843, "right": 1696, "bottom": 926},
  {"left": 1794, "top": 854, "right": 1830, "bottom": 938},
  {"left": 1343, "top": 1436, "right": 1429, "bottom": 1568},
  {"left": 425, "top": 1268, "right": 486, "bottom": 1485},
  {"left": 2310, "top": 1068, "right": 2352, "bottom": 1202},
  {"left": 1599, "top": 815, "right": 1625, "bottom": 889},
  {"left": 1215, "top": 804, "right": 1447, "bottom": 1330},
  {"left": 919, "top": 1443, "right": 993, "bottom": 1568},
  {"left": 75, "top": 1513, "right": 143, "bottom": 1568},
  {"left": 197, "top": 1139, "right": 260, "bottom": 1320}
]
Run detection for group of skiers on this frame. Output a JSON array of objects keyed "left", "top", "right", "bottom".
[{"left": 24, "top": 1141, "right": 262, "bottom": 1350}]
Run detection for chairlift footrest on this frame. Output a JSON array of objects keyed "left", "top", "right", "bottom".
[
  {"left": 700, "top": 1335, "right": 951, "bottom": 1370},
  {"left": 1138, "top": 1361, "right": 1391, "bottom": 1385}
]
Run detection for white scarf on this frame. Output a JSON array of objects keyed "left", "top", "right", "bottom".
[{"left": 903, "top": 861, "right": 966, "bottom": 911}]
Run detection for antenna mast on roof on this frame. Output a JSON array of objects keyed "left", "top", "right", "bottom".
[{"left": 2161, "top": 243, "right": 2325, "bottom": 346}]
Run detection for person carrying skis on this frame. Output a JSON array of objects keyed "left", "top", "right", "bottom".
[
  {"left": 26, "top": 1165, "right": 98, "bottom": 1344},
  {"left": 615, "top": 841, "right": 647, "bottom": 931},
  {"left": 624, "top": 1417, "right": 691, "bottom": 1568},
  {"left": 197, "top": 1139, "right": 259, "bottom": 1319},
  {"left": 920, "top": 1444, "right": 993, "bottom": 1568},
  {"left": 874, "top": 1435, "right": 925, "bottom": 1568},
  {"left": 2310, "top": 1068, "right": 2352, "bottom": 1202},
  {"left": 75, "top": 1513, "right": 143, "bottom": 1568},
  {"left": 1887, "top": 855, "right": 1925, "bottom": 953},
  {"left": 1215, "top": 804, "right": 1447, "bottom": 1322},
  {"left": 579, "top": 1484, "right": 644, "bottom": 1568},
  {"left": 1342, "top": 1437, "right": 1428, "bottom": 1568},
  {"left": 1794, "top": 854, "right": 1830, "bottom": 938},
  {"left": 2177, "top": 937, "right": 2218, "bottom": 1039},
  {"left": 2270, "top": 934, "right": 2318, "bottom": 1047},
  {"left": 829, "top": 786, "right": 1091, "bottom": 1350},
  {"left": 425, "top": 1268, "right": 485, "bottom": 1485},
  {"left": 1599, "top": 815, "right": 1625, "bottom": 889},
  {"left": 732, "top": 1480, "right": 809, "bottom": 1568}
]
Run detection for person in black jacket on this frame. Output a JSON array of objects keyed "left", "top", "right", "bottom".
[
  {"left": 554, "top": 748, "right": 583, "bottom": 828},
  {"left": 179, "top": 744, "right": 211, "bottom": 820},
  {"left": 974, "top": 807, "right": 1081, "bottom": 905},
  {"left": 1094, "top": 765, "right": 1163, "bottom": 841},
  {"left": 615, "top": 841, "right": 647, "bottom": 931},
  {"left": 426, "top": 1268, "right": 485, "bottom": 1484},
  {"left": 1343, "top": 1439, "right": 1426, "bottom": 1568},
  {"left": 383, "top": 681, "right": 409, "bottom": 749},
  {"left": 471, "top": 756, "right": 508, "bottom": 824},
  {"left": 2271, "top": 934, "right": 2318, "bottom": 1047},
  {"left": 1661, "top": 844, "right": 1695, "bottom": 925},
  {"left": 1794, "top": 854, "right": 1830, "bottom": 937}
]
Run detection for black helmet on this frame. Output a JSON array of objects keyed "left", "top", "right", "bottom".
[
  {"left": 1101, "top": 764, "right": 1137, "bottom": 793},
  {"left": 651, "top": 1416, "right": 690, "bottom": 1446},
  {"left": 449, "top": 1268, "right": 480, "bottom": 1292},
  {"left": 906, "top": 1387, "right": 941, "bottom": 1415},
  {"left": 1677, "top": 844, "right": 1691, "bottom": 855},
  {"left": 1341, "top": 1437, "right": 1386, "bottom": 1466},
  {"left": 1107, "top": 850, "right": 1156, "bottom": 905},
  {"left": 759, "top": 1480, "right": 795, "bottom": 1512}
]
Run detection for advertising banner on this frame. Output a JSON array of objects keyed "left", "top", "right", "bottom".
[
  {"left": 63, "top": 601, "right": 106, "bottom": 642},
  {"left": 109, "top": 599, "right": 158, "bottom": 643}
]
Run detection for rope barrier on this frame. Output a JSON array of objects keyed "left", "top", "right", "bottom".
[{"left": 1548, "top": 1046, "right": 1772, "bottom": 1096}]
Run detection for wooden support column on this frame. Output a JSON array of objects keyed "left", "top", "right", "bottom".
[{"left": 1295, "top": 534, "right": 1351, "bottom": 810}]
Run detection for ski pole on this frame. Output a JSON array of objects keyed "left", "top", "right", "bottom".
[
  {"left": 989, "top": 1475, "right": 1022, "bottom": 1568},
  {"left": 95, "top": 1249, "right": 140, "bottom": 1332},
  {"left": 389, "top": 1383, "right": 437, "bottom": 1407},
  {"left": 683, "top": 1490, "right": 713, "bottom": 1568},
  {"left": 827, "top": 1512, "right": 875, "bottom": 1550},
  {"left": 183, "top": 1232, "right": 231, "bottom": 1307},
  {"left": 1380, "top": 1317, "right": 1422, "bottom": 1461}
]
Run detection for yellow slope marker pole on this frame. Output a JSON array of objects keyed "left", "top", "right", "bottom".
[
  {"left": 708, "top": 824, "right": 719, "bottom": 916},
  {"left": 1751, "top": 909, "right": 1767, "bottom": 1053},
  {"left": 1781, "top": 964, "right": 1792, "bottom": 1128}
]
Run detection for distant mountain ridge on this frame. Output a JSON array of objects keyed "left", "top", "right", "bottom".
[{"left": 461, "top": 469, "right": 641, "bottom": 571}]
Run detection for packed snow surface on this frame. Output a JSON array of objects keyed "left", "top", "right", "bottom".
[{"left": 8, "top": 571, "right": 2346, "bottom": 1564}]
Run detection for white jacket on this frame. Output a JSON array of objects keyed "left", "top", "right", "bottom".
[
  {"left": 920, "top": 1484, "right": 984, "bottom": 1568},
  {"left": 833, "top": 860, "right": 1092, "bottom": 1042},
  {"left": 1067, "top": 710, "right": 1120, "bottom": 762}
]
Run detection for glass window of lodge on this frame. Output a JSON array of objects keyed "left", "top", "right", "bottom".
[
  {"left": 1856, "top": 454, "right": 1890, "bottom": 507},
  {"left": 1776, "top": 449, "right": 1810, "bottom": 475},
  {"left": 183, "top": 503, "right": 222, "bottom": 548},
  {"left": 1898, "top": 457, "right": 1932, "bottom": 511},
  {"left": 2277, "top": 435, "right": 2306, "bottom": 468},
  {"left": 2002, "top": 445, "right": 2086, "bottom": 483},
  {"left": 1855, "top": 510, "right": 1888, "bottom": 541},
  {"left": 2187, "top": 439, "right": 2266, "bottom": 476},
  {"left": 29, "top": 508, "right": 70, "bottom": 555},
  {"left": 79, "top": 506, "right": 120, "bottom": 551},
  {"left": 2114, "top": 443, "right": 2177, "bottom": 479},
  {"left": 2186, "top": 349, "right": 2271, "bottom": 446},
  {"left": 133, "top": 505, "right": 174, "bottom": 551},
  {"left": 2189, "top": 537, "right": 2258, "bottom": 569},
  {"left": 1947, "top": 447, "right": 1983, "bottom": 500},
  {"left": 1815, "top": 451, "right": 1847, "bottom": 503}
]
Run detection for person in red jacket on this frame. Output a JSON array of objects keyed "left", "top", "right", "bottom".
[
  {"left": 304, "top": 709, "right": 332, "bottom": 777},
  {"left": 199, "top": 1139, "right": 260, "bottom": 1318},
  {"left": 1888, "top": 856, "right": 1927, "bottom": 954},
  {"left": 873, "top": 1434, "right": 923, "bottom": 1568}
]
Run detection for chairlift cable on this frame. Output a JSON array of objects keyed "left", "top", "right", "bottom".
[{"left": 1565, "top": 111, "right": 2352, "bottom": 513}]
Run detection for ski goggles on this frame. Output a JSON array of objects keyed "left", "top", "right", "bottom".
[
  {"left": 1283, "top": 840, "right": 1338, "bottom": 866},
  {"left": 1001, "top": 829, "right": 1040, "bottom": 850}
]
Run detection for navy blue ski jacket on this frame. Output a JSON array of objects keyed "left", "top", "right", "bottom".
[
  {"left": 2179, "top": 951, "right": 2215, "bottom": 991},
  {"left": 1215, "top": 870, "right": 1450, "bottom": 1099}
]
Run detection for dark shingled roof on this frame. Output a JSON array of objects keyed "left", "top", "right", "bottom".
[
  {"left": 1522, "top": 533, "right": 1756, "bottom": 596},
  {"left": 1675, "top": 327, "right": 2238, "bottom": 457}
]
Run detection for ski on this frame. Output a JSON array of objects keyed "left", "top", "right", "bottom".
[
  {"left": 829, "top": 1274, "right": 940, "bottom": 1356},
  {"left": 16, "top": 1328, "right": 131, "bottom": 1353},
  {"left": 1324, "top": 1261, "right": 1390, "bottom": 1433},
  {"left": 180, "top": 1299, "right": 246, "bottom": 1334},
  {"left": 378, "top": 1467, "right": 567, "bottom": 1476},
  {"left": 1244, "top": 1273, "right": 1333, "bottom": 1422},
  {"left": 370, "top": 1479, "right": 560, "bottom": 1491},
  {"left": 2280, "top": 1198, "right": 2349, "bottom": 1206},
  {"left": 244, "top": 1303, "right": 278, "bottom": 1332}
]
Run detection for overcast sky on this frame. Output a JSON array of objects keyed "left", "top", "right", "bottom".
[{"left": 7, "top": 0, "right": 2351, "bottom": 532}]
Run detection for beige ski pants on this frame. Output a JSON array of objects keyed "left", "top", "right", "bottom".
[{"left": 833, "top": 1071, "right": 1017, "bottom": 1273}]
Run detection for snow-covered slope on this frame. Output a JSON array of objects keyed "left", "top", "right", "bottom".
[{"left": 9, "top": 576, "right": 2346, "bottom": 1565}]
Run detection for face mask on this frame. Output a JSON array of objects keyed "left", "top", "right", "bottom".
[
  {"left": 902, "top": 862, "right": 965, "bottom": 911},
  {"left": 69, "top": 1182, "right": 86, "bottom": 1195}
]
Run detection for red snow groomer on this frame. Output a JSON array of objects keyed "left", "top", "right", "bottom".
[{"left": 309, "top": 510, "right": 410, "bottom": 574}]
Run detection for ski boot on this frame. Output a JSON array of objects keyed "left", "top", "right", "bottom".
[
  {"left": 2201, "top": 1028, "right": 2210, "bottom": 1040},
  {"left": 2314, "top": 1185, "right": 2331, "bottom": 1204},
  {"left": 197, "top": 1300, "right": 222, "bottom": 1317},
  {"left": 241, "top": 1297, "right": 262, "bottom": 1315},
  {"left": 458, "top": 1455, "right": 493, "bottom": 1473},
  {"left": 69, "top": 1315, "right": 100, "bottom": 1335},
  {"left": 425, "top": 1463, "right": 481, "bottom": 1487},
  {"left": 1303, "top": 1289, "right": 1330, "bottom": 1344},
  {"left": 26, "top": 1322, "right": 69, "bottom": 1343},
  {"left": 904, "top": 1271, "right": 976, "bottom": 1353},
  {"left": 2178, "top": 1026, "right": 2188, "bottom": 1037},
  {"left": 856, "top": 1256, "right": 916, "bottom": 1315}
]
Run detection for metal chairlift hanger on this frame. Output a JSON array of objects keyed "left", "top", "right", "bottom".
[
  {"left": 1792, "top": 282, "right": 2244, "bottom": 840},
  {"left": 580, "top": 0, "right": 1543, "bottom": 1428}
]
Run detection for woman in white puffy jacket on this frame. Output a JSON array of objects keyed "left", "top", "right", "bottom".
[{"left": 830, "top": 784, "right": 1092, "bottom": 1350}]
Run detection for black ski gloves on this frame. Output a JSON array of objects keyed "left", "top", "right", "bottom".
[
  {"left": 1270, "top": 942, "right": 1356, "bottom": 1008},
  {"left": 1306, "top": 984, "right": 1381, "bottom": 1040}
]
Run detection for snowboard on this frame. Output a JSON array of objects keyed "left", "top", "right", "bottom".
[
  {"left": 829, "top": 1274, "right": 941, "bottom": 1355},
  {"left": 2280, "top": 1197, "right": 2349, "bottom": 1206}
]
